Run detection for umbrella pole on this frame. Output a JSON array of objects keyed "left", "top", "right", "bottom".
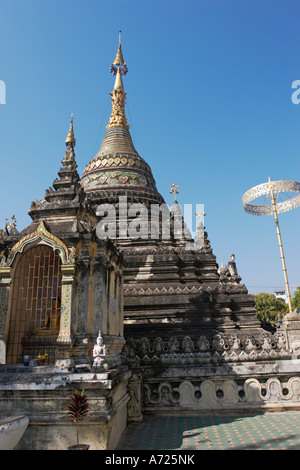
[{"left": 268, "top": 177, "right": 293, "bottom": 314}]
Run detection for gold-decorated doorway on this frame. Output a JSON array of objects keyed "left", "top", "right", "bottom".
[{"left": 6, "top": 245, "right": 62, "bottom": 364}]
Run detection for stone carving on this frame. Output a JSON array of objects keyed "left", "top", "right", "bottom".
[
  {"left": 179, "top": 381, "right": 197, "bottom": 406},
  {"left": 244, "top": 377, "right": 300, "bottom": 403},
  {"left": 197, "top": 336, "right": 210, "bottom": 352},
  {"left": 93, "top": 332, "right": 106, "bottom": 369},
  {"left": 127, "top": 374, "right": 143, "bottom": 423},
  {"left": 218, "top": 254, "right": 241, "bottom": 285},
  {"left": 153, "top": 337, "right": 164, "bottom": 354},
  {"left": 124, "top": 331, "right": 290, "bottom": 367},
  {"left": 123, "top": 338, "right": 140, "bottom": 368},
  {"left": 144, "top": 382, "right": 180, "bottom": 407},
  {"left": 124, "top": 283, "right": 248, "bottom": 297},
  {"left": 0, "top": 216, "right": 18, "bottom": 238},
  {"left": 182, "top": 336, "right": 194, "bottom": 353},
  {"left": 143, "top": 377, "right": 300, "bottom": 411}
]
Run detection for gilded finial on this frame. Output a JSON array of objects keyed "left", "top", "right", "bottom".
[
  {"left": 65, "top": 110, "right": 76, "bottom": 146},
  {"left": 110, "top": 30, "right": 128, "bottom": 75},
  {"left": 170, "top": 184, "right": 179, "bottom": 201},
  {"left": 195, "top": 210, "right": 206, "bottom": 219},
  {"left": 107, "top": 32, "right": 129, "bottom": 130}
]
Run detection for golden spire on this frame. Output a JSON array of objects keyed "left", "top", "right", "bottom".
[
  {"left": 170, "top": 184, "right": 179, "bottom": 201},
  {"left": 107, "top": 31, "right": 129, "bottom": 131},
  {"left": 112, "top": 30, "right": 126, "bottom": 67},
  {"left": 65, "top": 110, "right": 76, "bottom": 146}
]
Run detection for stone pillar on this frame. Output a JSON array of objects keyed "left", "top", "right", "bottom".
[
  {"left": 0, "top": 273, "right": 10, "bottom": 337},
  {"left": 283, "top": 312, "right": 300, "bottom": 351},
  {"left": 0, "top": 339, "right": 5, "bottom": 364},
  {"left": 90, "top": 251, "right": 107, "bottom": 335},
  {"left": 56, "top": 264, "right": 75, "bottom": 367},
  {"left": 73, "top": 238, "right": 125, "bottom": 369},
  {"left": 98, "top": 245, "right": 125, "bottom": 369},
  {"left": 0, "top": 265, "right": 11, "bottom": 360},
  {"left": 69, "top": 240, "right": 92, "bottom": 366}
]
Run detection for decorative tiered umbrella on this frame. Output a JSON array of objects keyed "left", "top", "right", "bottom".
[{"left": 243, "top": 178, "right": 300, "bottom": 313}]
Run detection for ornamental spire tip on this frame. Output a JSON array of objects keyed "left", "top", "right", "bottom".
[
  {"left": 107, "top": 32, "right": 129, "bottom": 130},
  {"left": 65, "top": 110, "right": 76, "bottom": 146}
]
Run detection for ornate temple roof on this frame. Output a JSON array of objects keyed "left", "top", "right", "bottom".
[
  {"left": 80, "top": 32, "right": 164, "bottom": 206},
  {"left": 27, "top": 113, "right": 84, "bottom": 230}
]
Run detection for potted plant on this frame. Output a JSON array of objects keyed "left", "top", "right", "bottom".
[
  {"left": 66, "top": 389, "right": 90, "bottom": 450},
  {"left": 37, "top": 353, "right": 48, "bottom": 365}
]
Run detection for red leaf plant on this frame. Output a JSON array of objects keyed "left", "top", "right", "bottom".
[{"left": 66, "top": 390, "right": 90, "bottom": 446}]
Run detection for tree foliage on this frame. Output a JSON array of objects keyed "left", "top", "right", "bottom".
[
  {"left": 255, "top": 292, "right": 288, "bottom": 326},
  {"left": 292, "top": 287, "right": 300, "bottom": 311}
]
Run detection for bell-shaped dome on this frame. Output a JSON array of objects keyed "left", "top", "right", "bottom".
[{"left": 80, "top": 35, "right": 164, "bottom": 207}]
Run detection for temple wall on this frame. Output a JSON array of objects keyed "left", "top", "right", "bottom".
[
  {"left": 0, "top": 367, "right": 131, "bottom": 450},
  {"left": 141, "top": 365, "right": 300, "bottom": 415},
  {"left": 125, "top": 330, "right": 300, "bottom": 417}
]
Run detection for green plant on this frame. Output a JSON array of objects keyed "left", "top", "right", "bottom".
[
  {"left": 255, "top": 292, "right": 288, "bottom": 326},
  {"left": 292, "top": 287, "right": 300, "bottom": 311},
  {"left": 66, "top": 390, "right": 89, "bottom": 446}
]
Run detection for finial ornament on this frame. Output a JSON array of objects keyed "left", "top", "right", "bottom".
[
  {"left": 65, "top": 110, "right": 76, "bottom": 146},
  {"left": 110, "top": 30, "right": 128, "bottom": 76},
  {"left": 107, "top": 31, "right": 129, "bottom": 130},
  {"left": 170, "top": 184, "right": 179, "bottom": 200},
  {"left": 195, "top": 210, "right": 206, "bottom": 219},
  {"left": 5, "top": 215, "right": 17, "bottom": 231}
]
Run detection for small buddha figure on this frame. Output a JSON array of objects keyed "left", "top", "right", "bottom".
[
  {"left": 48, "top": 298, "right": 61, "bottom": 331},
  {"left": 93, "top": 332, "right": 106, "bottom": 369},
  {"left": 35, "top": 297, "right": 61, "bottom": 336}
]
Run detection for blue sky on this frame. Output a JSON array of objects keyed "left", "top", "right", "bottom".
[{"left": 0, "top": 0, "right": 299, "bottom": 296}]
